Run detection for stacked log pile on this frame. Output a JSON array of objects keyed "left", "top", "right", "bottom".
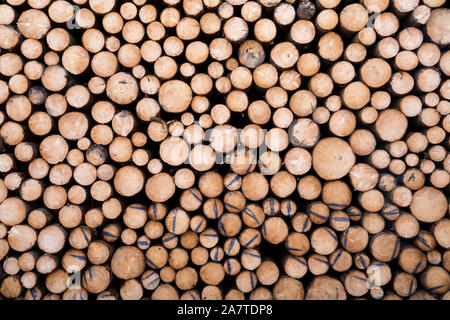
[{"left": 0, "top": 0, "right": 449, "bottom": 300}]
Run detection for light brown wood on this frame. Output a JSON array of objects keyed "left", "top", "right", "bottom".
[{"left": 1, "top": 0, "right": 449, "bottom": 302}]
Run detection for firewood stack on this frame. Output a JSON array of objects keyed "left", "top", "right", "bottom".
[{"left": 0, "top": 0, "right": 449, "bottom": 300}]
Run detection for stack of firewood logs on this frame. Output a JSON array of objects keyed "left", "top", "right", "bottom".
[{"left": 0, "top": 0, "right": 449, "bottom": 300}]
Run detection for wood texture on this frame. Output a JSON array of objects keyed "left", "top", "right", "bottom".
[{"left": 0, "top": 0, "right": 448, "bottom": 301}]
